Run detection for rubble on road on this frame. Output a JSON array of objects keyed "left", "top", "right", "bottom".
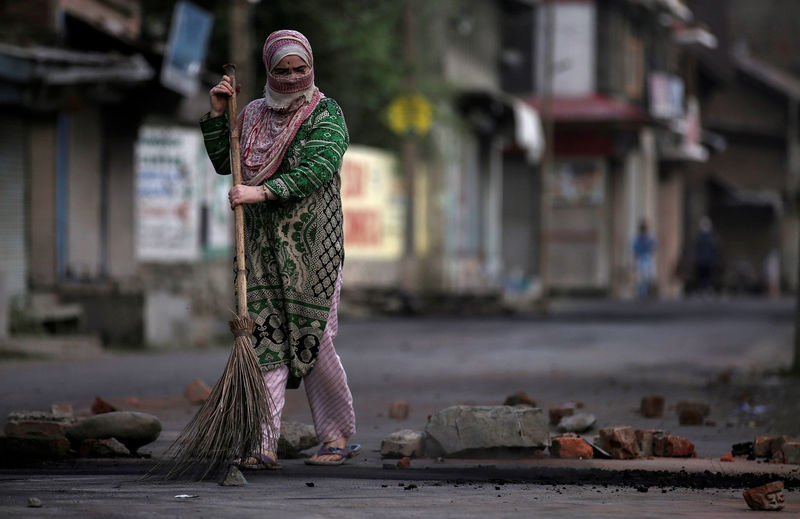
[
  {"left": 277, "top": 421, "right": 318, "bottom": 459},
  {"left": 424, "top": 405, "right": 549, "bottom": 457},
  {"left": 557, "top": 413, "right": 596, "bottom": 433},
  {"left": 183, "top": 378, "right": 211, "bottom": 405},
  {"left": 91, "top": 397, "right": 116, "bottom": 415},
  {"left": 2, "top": 409, "right": 74, "bottom": 460},
  {"left": 635, "top": 429, "right": 663, "bottom": 457},
  {"left": 639, "top": 396, "right": 664, "bottom": 418},
  {"left": 743, "top": 481, "right": 785, "bottom": 511},
  {"left": 65, "top": 411, "right": 161, "bottom": 453},
  {"left": 503, "top": 391, "right": 536, "bottom": 407},
  {"left": 675, "top": 399, "right": 709, "bottom": 426},
  {"left": 549, "top": 433, "right": 593, "bottom": 459},
  {"left": 548, "top": 405, "right": 574, "bottom": 425},
  {"left": 50, "top": 403, "right": 74, "bottom": 419},
  {"left": 220, "top": 465, "right": 247, "bottom": 486},
  {"left": 396, "top": 456, "right": 411, "bottom": 468},
  {"left": 389, "top": 400, "right": 410, "bottom": 420},
  {"left": 598, "top": 426, "right": 640, "bottom": 460},
  {"left": 652, "top": 433, "right": 695, "bottom": 457},
  {"left": 381, "top": 429, "right": 424, "bottom": 458},
  {"left": 751, "top": 435, "right": 800, "bottom": 464}
]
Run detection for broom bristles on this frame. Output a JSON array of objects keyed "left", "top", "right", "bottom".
[{"left": 162, "top": 315, "right": 275, "bottom": 480}]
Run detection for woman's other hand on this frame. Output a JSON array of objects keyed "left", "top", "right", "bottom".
[
  {"left": 210, "top": 75, "right": 234, "bottom": 117},
  {"left": 229, "top": 185, "right": 274, "bottom": 208}
]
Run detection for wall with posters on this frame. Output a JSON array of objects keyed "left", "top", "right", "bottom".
[{"left": 340, "top": 145, "right": 403, "bottom": 287}]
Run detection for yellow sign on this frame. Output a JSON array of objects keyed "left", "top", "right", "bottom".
[{"left": 387, "top": 94, "right": 433, "bottom": 136}]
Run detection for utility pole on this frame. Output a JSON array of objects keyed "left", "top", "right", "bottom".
[
  {"left": 403, "top": 0, "right": 418, "bottom": 264},
  {"left": 537, "top": 0, "right": 556, "bottom": 309}
]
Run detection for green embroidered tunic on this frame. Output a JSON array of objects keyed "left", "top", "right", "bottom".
[{"left": 200, "top": 97, "right": 348, "bottom": 387}]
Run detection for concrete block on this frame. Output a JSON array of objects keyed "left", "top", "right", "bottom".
[
  {"left": 277, "top": 421, "right": 319, "bottom": 459},
  {"left": 380, "top": 429, "right": 424, "bottom": 458},
  {"left": 424, "top": 406, "right": 549, "bottom": 457}
]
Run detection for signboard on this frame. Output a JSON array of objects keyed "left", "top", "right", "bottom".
[
  {"left": 135, "top": 127, "right": 230, "bottom": 261},
  {"left": 161, "top": 1, "right": 213, "bottom": 97},
  {"left": 387, "top": 94, "right": 433, "bottom": 136},
  {"left": 340, "top": 145, "right": 403, "bottom": 259},
  {"left": 649, "top": 72, "right": 684, "bottom": 120}
]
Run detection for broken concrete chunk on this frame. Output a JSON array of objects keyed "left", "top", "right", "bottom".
[
  {"left": 388, "top": 400, "right": 410, "bottom": 420},
  {"left": 598, "top": 426, "right": 640, "bottom": 460},
  {"left": 380, "top": 429, "right": 425, "bottom": 458},
  {"left": 27, "top": 497, "right": 42, "bottom": 508},
  {"left": 743, "top": 481, "right": 785, "bottom": 511},
  {"left": 50, "top": 403, "right": 74, "bottom": 420},
  {"left": 550, "top": 434, "right": 593, "bottom": 459},
  {"left": 676, "top": 400, "right": 709, "bottom": 426},
  {"left": 90, "top": 437, "right": 131, "bottom": 457},
  {"left": 754, "top": 435, "right": 776, "bottom": 458},
  {"left": 652, "top": 433, "right": 695, "bottom": 457},
  {"left": 184, "top": 379, "right": 212, "bottom": 405},
  {"left": 640, "top": 396, "right": 664, "bottom": 418},
  {"left": 770, "top": 436, "right": 800, "bottom": 464},
  {"left": 635, "top": 429, "right": 663, "bottom": 458},
  {"left": 220, "top": 465, "right": 247, "bottom": 486},
  {"left": 424, "top": 406, "right": 549, "bottom": 457},
  {"left": 557, "top": 413, "right": 596, "bottom": 433},
  {"left": 277, "top": 421, "right": 319, "bottom": 459},
  {"left": 781, "top": 441, "right": 800, "bottom": 465},
  {"left": 503, "top": 391, "right": 536, "bottom": 407},
  {"left": 65, "top": 411, "right": 161, "bottom": 452}
]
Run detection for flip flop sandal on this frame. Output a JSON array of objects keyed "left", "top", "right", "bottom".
[
  {"left": 305, "top": 444, "right": 362, "bottom": 466},
  {"left": 237, "top": 452, "right": 281, "bottom": 470}
]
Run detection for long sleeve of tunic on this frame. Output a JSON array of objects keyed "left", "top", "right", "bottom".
[{"left": 199, "top": 98, "right": 349, "bottom": 199}]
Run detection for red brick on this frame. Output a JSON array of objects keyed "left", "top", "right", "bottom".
[
  {"left": 184, "top": 378, "right": 212, "bottom": 405},
  {"left": 548, "top": 407, "right": 574, "bottom": 426},
  {"left": 676, "top": 400, "right": 709, "bottom": 426},
  {"left": 550, "top": 435, "right": 593, "bottom": 459},
  {"left": 79, "top": 439, "right": 97, "bottom": 458},
  {"left": 720, "top": 452, "right": 734, "bottom": 462},
  {"left": 3, "top": 436, "right": 70, "bottom": 460},
  {"left": 743, "top": 481, "right": 785, "bottom": 511},
  {"left": 770, "top": 437, "right": 800, "bottom": 464},
  {"left": 653, "top": 434, "right": 695, "bottom": 457},
  {"left": 4, "top": 421, "right": 68, "bottom": 439},
  {"left": 599, "top": 426, "right": 640, "bottom": 460},
  {"left": 640, "top": 396, "right": 664, "bottom": 418},
  {"left": 397, "top": 456, "right": 411, "bottom": 468},
  {"left": 389, "top": 401, "right": 409, "bottom": 420},
  {"left": 91, "top": 397, "right": 116, "bottom": 415}
]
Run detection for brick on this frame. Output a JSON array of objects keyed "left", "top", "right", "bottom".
[
  {"left": 388, "top": 401, "right": 410, "bottom": 420},
  {"left": 598, "top": 426, "right": 640, "bottom": 460},
  {"left": 548, "top": 406, "right": 574, "bottom": 426},
  {"left": 79, "top": 439, "right": 96, "bottom": 457},
  {"left": 91, "top": 397, "right": 116, "bottom": 415},
  {"left": 50, "top": 402, "right": 74, "bottom": 419},
  {"left": 653, "top": 433, "right": 695, "bottom": 457},
  {"left": 4, "top": 420, "right": 69, "bottom": 439},
  {"left": 635, "top": 429, "right": 663, "bottom": 458},
  {"left": 720, "top": 452, "right": 734, "bottom": 462},
  {"left": 396, "top": 456, "right": 411, "bottom": 469},
  {"left": 184, "top": 379, "right": 211, "bottom": 405},
  {"left": 770, "top": 437, "right": 800, "bottom": 464},
  {"left": 503, "top": 391, "right": 536, "bottom": 407},
  {"left": 676, "top": 400, "right": 709, "bottom": 426},
  {"left": 743, "top": 481, "right": 785, "bottom": 511},
  {"left": 640, "top": 396, "right": 664, "bottom": 418},
  {"left": 550, "top": 434, "right": 593, "bottom": 459},
  {"left": 754, "top": 436, "right": 777, "bottom": 458}
]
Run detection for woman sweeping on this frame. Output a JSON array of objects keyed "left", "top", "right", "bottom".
[{"left": 200, "top": 29, "right": 358, "bottom": 468}]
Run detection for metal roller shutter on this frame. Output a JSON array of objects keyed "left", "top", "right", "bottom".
[{"left": 0, "top": 115, "right": 28, "bottom": 298}]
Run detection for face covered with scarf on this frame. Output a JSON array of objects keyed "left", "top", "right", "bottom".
[{"left": 239, "top": 30, "right": 323, "bottom": 186}]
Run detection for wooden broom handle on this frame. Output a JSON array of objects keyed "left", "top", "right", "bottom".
[{"left": 223, "top": 64, "right": 248, "bottom": 317}]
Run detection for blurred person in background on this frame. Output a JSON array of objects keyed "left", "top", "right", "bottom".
[
  {"left": 693, "top": 216, "right": 719, "bottom": 295},
  {"left": 632, "top": 220, "right": 656, "bottom": 299},
  {"left": 200, "top": 30, "right": 359, "bottom": 469}
]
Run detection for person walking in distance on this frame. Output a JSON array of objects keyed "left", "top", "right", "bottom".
[
  {"left": 200, "top": 30, "right": 358, "bottom": 468},
  {"left": 633, "top": 220, "right": 656, "bottom": 299}
]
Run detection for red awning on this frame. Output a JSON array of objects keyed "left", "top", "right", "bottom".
[{"left": 526, "top": 94, "right": 648, "bottom": 123}]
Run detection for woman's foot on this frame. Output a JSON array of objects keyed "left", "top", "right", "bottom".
[
  {"left": 237, "top": 450, "right": 280, "bottom": 470},
  {"left": 306, "top": 438, "right": 361, "bottom": 466}
]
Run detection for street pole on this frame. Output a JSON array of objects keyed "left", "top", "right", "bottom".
[
  {"left": 403, "top": 0, "right": 417, "bottom": 263},
  {"left": 537, "top": 0, "right": 555, "bottom": 309},
  {"left": 790, "top": 98, "right": 800, "bottom": 375}
]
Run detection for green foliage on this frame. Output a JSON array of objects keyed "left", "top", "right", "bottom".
[{"left": 140, "top": 0, "right": 406, "bottom": 149}]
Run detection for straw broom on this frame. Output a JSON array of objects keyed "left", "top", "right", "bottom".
[{"left": 164, "top": 64, "right": 275, "bottom": 480}]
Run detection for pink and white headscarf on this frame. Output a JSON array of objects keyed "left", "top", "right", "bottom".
[{"left": 240, "top": 29, "right": 323, "bottom": 186}]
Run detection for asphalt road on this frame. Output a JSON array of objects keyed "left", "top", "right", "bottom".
[{"left": 1, "top": 297, "right": 799, "bottom": 517}]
